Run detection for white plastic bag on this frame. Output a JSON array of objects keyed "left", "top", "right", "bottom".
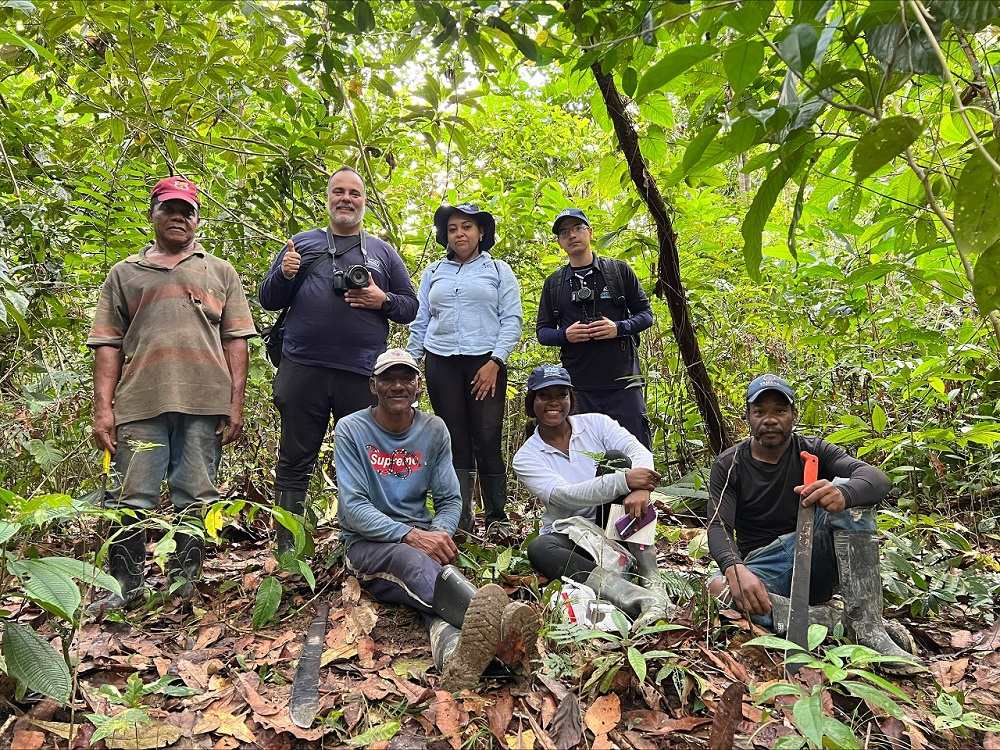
[
  {"left": 551, "top": 578, "right": 620, "bottom": 631},
  {"left": 550, "top": 516, "right": 634, "bottom": 574}
]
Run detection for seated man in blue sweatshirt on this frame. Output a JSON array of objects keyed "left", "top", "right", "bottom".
[{"left": 335, "top": 349, "right": 539, "bottom": 689}]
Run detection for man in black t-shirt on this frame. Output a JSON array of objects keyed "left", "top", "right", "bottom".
[
  {"left": 537, "top": 208, "right": 653, "bottom": 448},
  {"left": 707, "top": 374, "right": 924, "bottom": 675}
]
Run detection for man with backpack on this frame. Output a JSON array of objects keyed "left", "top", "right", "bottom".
[
  {"left": 258, "top": 167, "right": 418, "bottom": 557},
  {"left": 537, "top": 208, "right": 654, "bottom": 448}
]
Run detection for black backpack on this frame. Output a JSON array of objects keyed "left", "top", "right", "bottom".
[{"left": 546, "top": 255, "right": 630, "bottom": 326}]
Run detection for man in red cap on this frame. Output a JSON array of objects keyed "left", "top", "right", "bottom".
[{"left": 86, "top": 176, "right": 256, "bottom": 613}]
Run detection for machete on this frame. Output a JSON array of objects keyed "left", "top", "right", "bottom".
[
  {"left": 289, "top": 601, "right": 329, "bottom": 728},
  {"left": 785, "top": 451, "right": 818, "bottom": 675}
]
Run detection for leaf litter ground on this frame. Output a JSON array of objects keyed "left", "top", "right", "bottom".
[{"left": 3, "top": 501, "right": 1000, "bottom": 750}]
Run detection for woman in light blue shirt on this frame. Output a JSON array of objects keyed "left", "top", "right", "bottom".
[{"left": 407, "top": 203, "right": 523, "bottom": 533}]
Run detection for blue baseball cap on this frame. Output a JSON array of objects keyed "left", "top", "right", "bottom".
[
  {"left": 527, "top": 364, "right": 573, "bottom": 391},
  {"left": 746, "top": 374, "right": 796, "bottom": 405},
  {"left": 552, "top": 208, "right": 591, "bottom": 235}
]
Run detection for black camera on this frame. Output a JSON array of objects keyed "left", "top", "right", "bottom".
[
  {"left": 331, "top": 264, "right": 370, "bottom": 293},
  {"left": 571, "top": 285, "right": 594, "bottom": 304}
]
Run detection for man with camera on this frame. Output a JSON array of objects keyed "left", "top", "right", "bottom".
[
  {"left": 537, "top": 208, "right": 654, "bottom": 448},
  {"left": 259, "top": 166, "right": 418, "bottom": 557}
]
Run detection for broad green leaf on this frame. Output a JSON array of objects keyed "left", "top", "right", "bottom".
[
  {"left": 791, "top": 691, "right": 824, "bottom": 748},
  {"left": 353, "top": 0, "right": 375, "bottom": 33},
  {"left": 0, "top": 520, "right": 19, "bottom": 546},
  {"left": 821, "top": 716, "right": 860, "bottom": 749},
  {"left": 635, "top": 44, "right": 715, "bottom": 100},
  {"left": 722, "top": 0, "right": 774, "bottom": 35},
  {"left": 936, "top": 690, "right": 963, "bottom": 719},
  {"left": 18, "top": 564, "right": 81, "bottom": 622},
  {"left": 872, "top": 404, "right": 887, "bottom": 434},
  {"left": 2, "top": 622, "right": 72, "bottom": 704},
  {"left": 637, "top": 94, "right": 673, "bottom": 129},
  {"left": 252, "top": 576, "right": 281, "bottom": 630},
  {"left": 865, "top": 18, "right": 942, "bottom": 75},
  {"left": 24, "top": 557, "right": 122, "bottom": 598},
  {"left": 851, "top": 116, "right": 924, "bottom": 181},
  {"left": 27, "top": 439, "right": 64, "bottom": 473},
  {"left": 627, "top": 646, "right": 647, "bottom": 681},
  {"left": 682, "top": 124, "right": 722, "bottom": 174},
  {"left": 778, "top": 23, "right": 818, "bottom": 73},
  {"left": 723, "top": 40, "right": 765, "bottom": 95},
  {"left": 807, "top": 622, "right": 827, "bottom": 651},
  {"left": 933, "top": 0, "right": 1000, "bottom": 31},
  {"left": 741, "top": 144, "right": 809, "bottom": 279},
  {"left": 0, "top": 29, "right": 60, "bottom": 64},
  {"left": 841, "top": 681, "right": 905, "bottom": 719},
  {"left": 956, "top": 142, "right": 1000, "bottom": 255},
  {"left": 347, "top": 720, "right": 401, "bottom": 746},
  {"left": 622, "top": 67, "right": 637, "bottom": 98},
  {"left": 973, "top": 242, "right": 1000, "bottom": 315}
]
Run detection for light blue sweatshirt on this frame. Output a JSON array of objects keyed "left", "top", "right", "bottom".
[
  {"left": 335, "top": 409, "right": 462, "bottom": 548},
  {"left": 406, "top": 252, "right": 523, "bottom": 363}
]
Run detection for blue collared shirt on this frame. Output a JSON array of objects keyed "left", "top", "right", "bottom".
[{"left": 406, "top": 252, "right": 523, "bottom": 362}]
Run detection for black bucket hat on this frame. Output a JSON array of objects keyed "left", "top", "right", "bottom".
[{"left": 433, "top": 202, "right": 497, "bottom": 253}]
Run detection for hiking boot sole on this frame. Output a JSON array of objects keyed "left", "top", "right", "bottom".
[{"left": 440, "top": 583, "right": 507, "bottom": 691}]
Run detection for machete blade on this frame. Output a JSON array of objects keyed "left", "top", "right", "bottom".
[
  {"left": 289, "top": 601, "right": 330, "bottom": 728},
  {"left": 785, "top": 451, "right": 818, "bottom": 675}
]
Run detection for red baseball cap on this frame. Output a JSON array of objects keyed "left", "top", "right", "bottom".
[{"left": 151, "top": 177, "right": 200, "bottom": 207}]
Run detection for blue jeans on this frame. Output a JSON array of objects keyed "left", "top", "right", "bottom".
[
  {"left": 108, "top": 414, "right": 222, "bottom": 511},
  {"left": 715, "top": 506, "right": 877, "bottom": 630}
]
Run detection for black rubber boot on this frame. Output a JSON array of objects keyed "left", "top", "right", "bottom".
[
  {"left": 585, "top": 566, "right": 671, "bottom": 631},
  {"left": 169, "top": 532, "right": 204, "bottom": 600},
  {"left": 834, "top": 530, "right": 926, "bottom": 675},
  {"left": 274, "top": 489, "right": 307, "bottom": 557},
  {"left": 455, "top": 470, "right": 476, "bottom": 534},
  {"left": 479, "top": 474, "right": 509, "bottom": 528},
  {"left": 87, "top": 513, "right": 145, "bottom": 614}
]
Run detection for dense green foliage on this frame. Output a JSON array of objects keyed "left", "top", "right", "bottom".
[
  {"left": 4, "top": 0, "right": 1000, "bottom": 743},
  {"left": 4, "top": 0, "right": 1000, "bottom": 503}
]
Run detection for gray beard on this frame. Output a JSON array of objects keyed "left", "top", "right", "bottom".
[{"left": 330, "top": 204, "right": 365, "bottom": 231}]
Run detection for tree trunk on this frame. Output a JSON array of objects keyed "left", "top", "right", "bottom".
[{"left": 591, "top": 63, "right": 732, "bottom": 455}]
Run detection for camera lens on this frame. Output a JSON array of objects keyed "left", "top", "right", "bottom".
[
  {"left": 346, "top": 265, "right": 370, "bottom": 288},
  {"left": 575, "top": 286, "right": 593, "bottom": 301}
]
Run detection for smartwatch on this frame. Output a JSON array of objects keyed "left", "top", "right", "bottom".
[{"left": 489, "top": 355, "right": 504, "bottom": 368}]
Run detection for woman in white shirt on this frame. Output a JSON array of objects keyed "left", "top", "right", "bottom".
[{"left": 512, "top": 365, "right": 669, "bottom": 628}]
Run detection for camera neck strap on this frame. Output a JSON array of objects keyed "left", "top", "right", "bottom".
[{"left": 326, "top": 227, "right": 369, "bottom": 268}]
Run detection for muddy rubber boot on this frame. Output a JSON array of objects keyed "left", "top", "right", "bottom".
[
  {"left": 834, "top": 530, "right": 927, "bottom": 676},
  {"left": 498, "top": 601, "right": 541, "bottom": 676},
  {"left": 431, "top": 583, "right": 508, "bottom": 691},
  {"left": 87, "top": 513, "right": 145, "bottom": 614},
  {"left": 455, "top": 470, "right": 476, "bottom": 534},
  {"left": 627, "top": 542, "right": 660, "bottom": 588},
  {"left": 768, "top": 593, "right": 841, "bottom": 636},
  {"left": 585, "top": 566, "right": 670, "bottom": 631},
  {"left": 479, "top": 474, "right": 509, "bottom": 529},
  {"left": 274, "top": 490, "right": 307, "bottom": 557},
  {"left": 169, "top": 532, "right": 204, "bottom": 600}
]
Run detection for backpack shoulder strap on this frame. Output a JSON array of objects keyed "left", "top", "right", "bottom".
[
  {"left": 598, "top": 256, "right": 628, "bottom": 310},
  {"left": 546, "top": 265, "right": 570, "bottom": 326}
]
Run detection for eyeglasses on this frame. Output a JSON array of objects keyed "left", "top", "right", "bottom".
[{"left": 557, "top": 224, "right": 589, "bottom": 239}]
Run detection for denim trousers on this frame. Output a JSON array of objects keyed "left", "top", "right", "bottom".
[
  {"left": 715, "top": 506, "right": 877, "bottom": 630},
  {"left": 108, "top": 413, "right": 222, "bottom": 511}
]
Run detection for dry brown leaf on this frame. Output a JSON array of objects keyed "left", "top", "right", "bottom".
[
  {"left": 344, "top": 576, "right": 362, "bottom": 605},
  {"left": 583, "top": 693, "right": 620, "bottom": 736},
  {"left": 548, "top": 694, "right": 582, "bottom": 750},
  {"left": 984, "top": 733, "right": 1000, "bottom": 750},
  {"left": 618, "top": 730, "right": 658, "bottom": 750},
  {"left": 931, "top": 657, "right": 969, "bottom": 690},
  {"left": 29, "top": 719, "right": 183, "bottom": 750},
  {"left": 345, "top": 602, "right": 378, "bottom": 643},
  {"left": 358, "top": 675, "right": 395, "bottom": 700},
  {"left": 11, "top": 729, "right": 45, "bottom": 750},
  {"left": 951, "top": 630, "right": 974, "bottom": 650},
  {"left": 591, "top": 733, "right": 611, "bottom": 749},
  {"left": 538, "top": 692, "right": 558, "bottom": 730},
  {"left": 484, "top": 688, "right": 514, "bottom": 749},
  {"left": 357, "top": 635, "right": 376, "bottom": 668},
  {"left": 193, "top": 625, "right": 224, "bottom": 651},
  {"left": 254, "top": 709, "right": 327, "bottom": 742},
  {"left": 235, "top": 673, "right": 281, "bottom": 718},
  {"left": 432, "top": 689, "right": 465, "bottom": 749},
  {"left": 975, "top": 621, "right": 1000, "bottom": 651},
  {"left": 708, "top": 681, "right": 745, "bottom": 750}
]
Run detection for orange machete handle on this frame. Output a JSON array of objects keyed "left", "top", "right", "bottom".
[{"left": 801, "top": 450, "right": 818, "bottom": 487}]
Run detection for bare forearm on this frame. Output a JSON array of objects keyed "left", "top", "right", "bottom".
[
  {"left": 223, "top": 337, "right": 249, "bottom": 409},
  {"left": 93, "top": 346, "right": 123, "bottom": 412}
]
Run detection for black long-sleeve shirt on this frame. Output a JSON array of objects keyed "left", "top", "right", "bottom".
[
  {"left": 707, "top": 434, "right": 892, "bottom": 573},
  {"left": 259, "top": 228, "right": 417, "bottom": 376}
]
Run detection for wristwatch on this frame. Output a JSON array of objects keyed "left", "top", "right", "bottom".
[{"left": 489, "top": 355, "right": 504, "bottom": 368}]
